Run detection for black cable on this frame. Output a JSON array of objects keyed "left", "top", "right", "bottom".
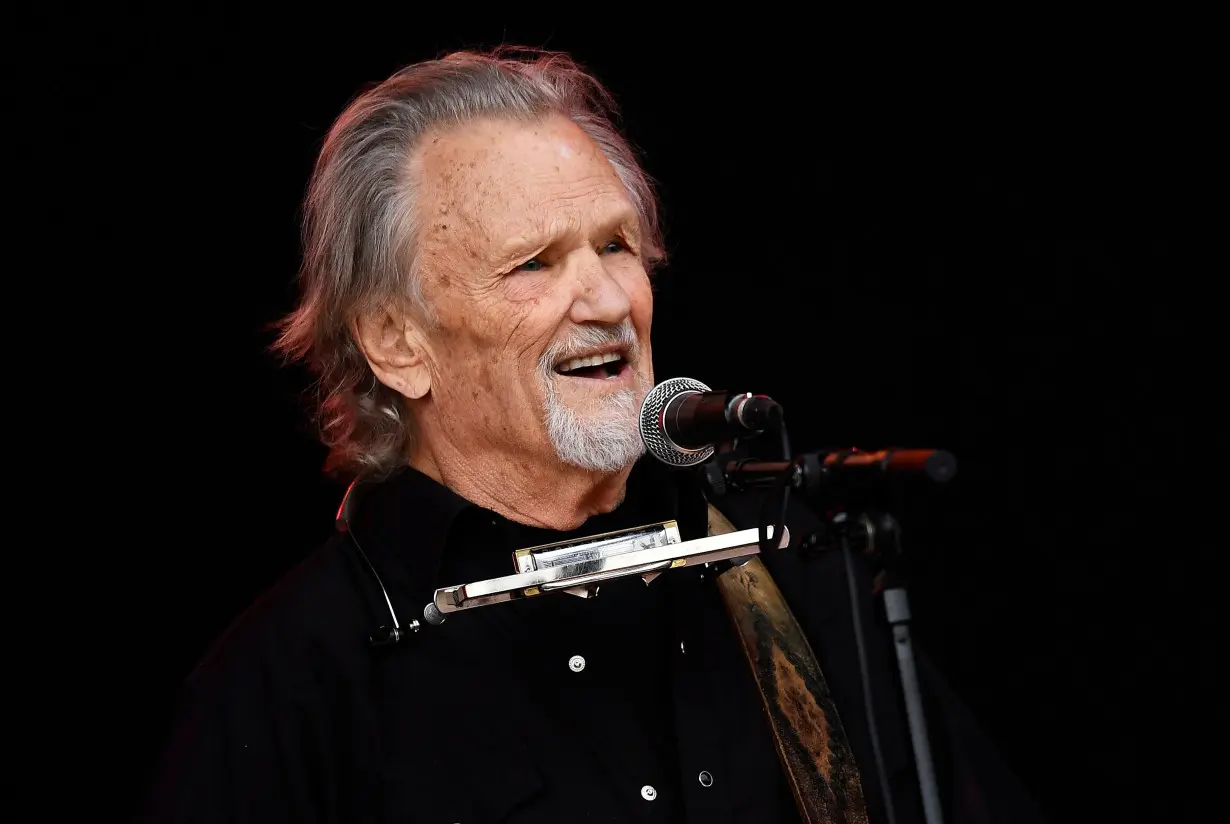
[
  {"left": 347, "top": 530, "right": 406, "bottom": 646},
  {"left": 842, "top": 534, "right": 898, "bottom": 824},
  {"left": 776, "top": 410, "right": 791, "bottom": 531},
  {"left": 757, "top": 405, "right": 792, "bottom": 556}
]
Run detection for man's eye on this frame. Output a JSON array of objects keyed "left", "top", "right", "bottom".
[
  {"left": 601, "top": 240, "right": 627, "bottom": 254},
  {"left": 516, "top": 258, "right": 545, "bottom": 272}
]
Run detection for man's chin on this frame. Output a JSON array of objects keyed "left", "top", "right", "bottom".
[
  {"left": 545, "top": 413, "right": 645, "bottom": 474},
  {"left": 541, "top": 369, "right": 648, "bottom": 473}
]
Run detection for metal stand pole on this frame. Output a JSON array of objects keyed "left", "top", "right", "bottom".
[{"left": 883, "top": 585, "right": 944, "bottom": 824}]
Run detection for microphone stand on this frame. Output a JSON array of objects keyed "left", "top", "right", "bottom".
[
  {"left": 838, "top": 511, "right": 944, "bottom": 824},
  {"left": 881, "top": 559, "right": 944, "bottom": 824},
  {"left": 711, "top": 448, "right": 951, "bottom": 824}
]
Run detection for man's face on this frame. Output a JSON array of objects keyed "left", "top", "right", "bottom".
[{"left": 410, "top": 114, "right": 655, "bottom": 472}]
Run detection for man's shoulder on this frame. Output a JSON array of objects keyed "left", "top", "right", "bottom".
[{"left": 188, "top": 533, "right": 372, "bottom": 688}]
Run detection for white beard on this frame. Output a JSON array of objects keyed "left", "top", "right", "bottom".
[{"left": 542, "top": 374, "right": 647, "bottom": 472}]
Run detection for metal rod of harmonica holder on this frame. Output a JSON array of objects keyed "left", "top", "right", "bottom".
[{"left": 430, "top": 523, "right": 790, "bottom": 617}]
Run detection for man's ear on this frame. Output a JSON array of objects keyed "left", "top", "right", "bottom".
[{"left": 352, "top": 306, "right": 432, "bottom": 400}]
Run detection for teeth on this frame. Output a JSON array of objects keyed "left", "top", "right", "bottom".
[{"left": 558, "top": 351, "right": 623, "bottom": 373}]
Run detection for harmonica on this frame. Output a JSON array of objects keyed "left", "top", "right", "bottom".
[{"left": 431, "top": 520, "right": 788, "bottom": 615}]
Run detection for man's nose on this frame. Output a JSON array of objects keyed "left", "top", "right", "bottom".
[{"left": 569, "top": 254, "right": 632, "bottom": 325}]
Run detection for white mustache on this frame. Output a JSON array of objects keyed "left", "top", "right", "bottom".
[{"left": 539, "top": 321, "right": 639, "bottom": 374}]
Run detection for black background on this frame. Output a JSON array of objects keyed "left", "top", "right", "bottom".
[{"left": 15, "top": 11, "right": 1220, "bottom": 823}]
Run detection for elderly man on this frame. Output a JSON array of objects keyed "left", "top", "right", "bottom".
[{"left": 142, "top": 49, "right": 1029, "bottom": 824}]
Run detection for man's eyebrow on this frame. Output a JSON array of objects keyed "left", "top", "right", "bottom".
[
  {"left": 491, "top": 229, "right": 553, "bottom": 268},
  {"left": 491, "top": 204, "right": 641, "bottom": 266},
  {"left": 594, "top": 205, "right": 642, "bottom": 244}
]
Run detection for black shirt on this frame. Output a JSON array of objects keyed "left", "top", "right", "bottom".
[{"left": 142, "top": 457, "right": 929, "bottom": 823}]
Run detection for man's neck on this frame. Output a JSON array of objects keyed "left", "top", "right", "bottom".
[{"left": 409, "top": 437, "right": 632, "bottom": 532}]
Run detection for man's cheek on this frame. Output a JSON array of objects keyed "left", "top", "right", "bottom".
[{"left": 495, "top": 301, "right": 557, "bottom": 360}]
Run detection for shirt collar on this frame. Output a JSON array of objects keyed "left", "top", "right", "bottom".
[{"left": 342, "top": 456, "right": 704, "bottom": 604}]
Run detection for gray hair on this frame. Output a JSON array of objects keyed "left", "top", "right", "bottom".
[{"left": 272, "top": 48, "right": 665, "bottom": 479}]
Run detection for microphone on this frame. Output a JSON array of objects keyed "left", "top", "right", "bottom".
[{"left": 639, "top": 377, "right": 781, "bottom": 467}]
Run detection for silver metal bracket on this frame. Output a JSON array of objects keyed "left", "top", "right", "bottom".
[{"left": 433, "top": 520, "right": 789, "bottom": 615}]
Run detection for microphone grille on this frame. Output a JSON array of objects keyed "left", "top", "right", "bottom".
[{"left": 638, "top": 376, "right": 716, "bottom": 467}]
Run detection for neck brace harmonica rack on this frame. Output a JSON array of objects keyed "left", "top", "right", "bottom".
[{"left": 425, "top": 520, "right": 787, "bottom": 622}]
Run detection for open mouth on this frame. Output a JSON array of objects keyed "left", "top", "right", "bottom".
[{"left": 554, "top": 350, "right": 630, "bottom": 380}]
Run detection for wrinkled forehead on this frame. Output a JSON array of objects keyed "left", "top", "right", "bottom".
[{"left": 410, "top": 114, "right": 634, "bottom": 261}]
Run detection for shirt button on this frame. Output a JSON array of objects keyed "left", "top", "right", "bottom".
[
  {"left": 698, "top": 770, "right": 714, "bottom": 787},
  {"left": 568, "top": 655, "right": 586, "bottom": 672},
  {"left": 641, "top": 785, "right": 657, "bottom": 801}
]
